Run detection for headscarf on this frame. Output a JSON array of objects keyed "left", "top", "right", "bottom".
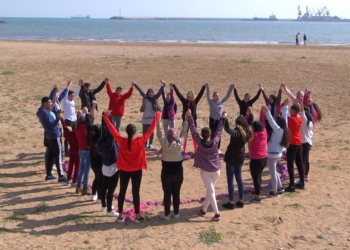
[
  {"left": 167, "top": 128, "right": 179, "bottom": 144},
  {"left": 146, "top": 88, "right": 158, "bottom": 111}
]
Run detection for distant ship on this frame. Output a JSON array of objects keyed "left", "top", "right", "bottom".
[
  {"left": 253, "top": 14, "right": 278, "bottom": 21},
  {"left": 71, "top": 15, "right": 91, "bottom": 19},
  {"left": 0, "top": 19, "right": 6, "bottom": 23}
]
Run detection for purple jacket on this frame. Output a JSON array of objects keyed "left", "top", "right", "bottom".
[
  {"left": 188, "top": 115, "right": 223, "bottom": 172},
  {"left": 161, "top": 85, "right": 176, "bottom": 120}
]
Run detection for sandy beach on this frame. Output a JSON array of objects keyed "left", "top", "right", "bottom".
[{"left": 0, "top": 41, "right": 349, "bottom": 249}]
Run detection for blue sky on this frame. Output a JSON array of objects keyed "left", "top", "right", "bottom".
[{"left": 1, "top": 0, "right": 349, "bottom": 19}]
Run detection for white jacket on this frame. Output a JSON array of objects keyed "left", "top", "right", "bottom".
[
  {"left": 299, "top": 111, "right": 313, "bottom": 145},
  {"left": 157, "top": 119, "right": 188, "bottom": 162},
  {"left": 265, "top": 105, "right": 288, "bottom": 158}
]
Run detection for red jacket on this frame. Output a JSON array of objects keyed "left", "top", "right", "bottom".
[
  {"left": 103, "top": 111, "right": 161, "bottom": 172},
  {"left": 76, "top": 122, "right": 89, "bottom": 150},
  {"left": 288, "top": 114, "right": 302, "bottom": 145},
  {"left": 60, "top": 117, "right": 79, "bottom": 156},
  {"left": 107, "top": 83, "right": 133, "bottom": 116}
]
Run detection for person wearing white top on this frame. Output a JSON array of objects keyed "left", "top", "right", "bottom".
[
  {"left": 299, "top": 102, "right": 314, "bottom": 182},
  {"left": 263, "top": 101, "right": 289, "bottom": 197},
  {"left": 63, "top": 80, "right": 82, "bottom": 156}
]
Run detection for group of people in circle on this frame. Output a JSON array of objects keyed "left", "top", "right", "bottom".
[{"left": 36, "top": 77, "right": 321, "bottom": 222}]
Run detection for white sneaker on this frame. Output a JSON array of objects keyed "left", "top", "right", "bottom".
[
  {"left": 91, "top": 194, "right": 97, "bottom": 201},
  {"left": 159, "top": 213, "right": 170, "bottom": 220},
  {"left": 51, "top": 170, "right": 55, "bottom": 174},
  {"left": 66, "top": 181, "right": 72, "bottom": 187},
  {"left": 106, "top": 210, "right": 119, "bottom": 217},
  {"left": 218, "top": 149, "right": 222, "bottom": 154},
  {"left": 101, "top": 206, "right": 114, "bottom": 212},
  {"left": 174, "top": 214, "right": 180, "bottom": 219},
  {"left": 96, "top": 199, "right": 101, "bottom": 204}
]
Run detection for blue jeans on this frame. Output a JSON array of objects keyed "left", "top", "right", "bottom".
[
  {"left": 77, "top": 150, "right": 91, "bottom": 188},
  {"left": 226, "top": 163, "right": 244, "bottom": 201}
]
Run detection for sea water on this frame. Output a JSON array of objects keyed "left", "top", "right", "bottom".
[{"left": 0, "top": 17, "right": 349, "bottom": 45}]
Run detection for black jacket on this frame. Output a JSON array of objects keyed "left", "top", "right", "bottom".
[
  {"left": 79, "top": 81, "right": 106, "bottom": 111},
  {"left": 173, "top": 84, "right": 205, "bottom": 121},
  {"left": 223, "top": 118, "right": 247, "bottom": 166},
  {"left": 97, "top": 115, "right": 119, "bottom": 166},
  {"left": 234, "top": 88, "right": 261, "bottom": 116}
]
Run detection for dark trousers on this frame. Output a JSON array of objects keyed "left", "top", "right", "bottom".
[
  {"left": 90, "top": 162, "right": 103, "bottom": 199},
  {"left": 101, "top": 171, "right": 119, "bottom": 212},
  {"left": 286, "top": 144, "right": 304, "bottom": 185},
  {"left": 142, "top": 124, "right": 154, "bottom": 146},
  {"left": 249, "top": 157, "right": 267, "bottom": 195},
  {"left": 64, "top": 119, "right": 76, "bottom": 155},
  {"left": 161, "top": 161, "right": 184, "bottom": 216},
  {"left": 45, "top": 137, "right": 63, "bottom": 177},
  {"left": 209, "top": 117, "right": 221, "bottom": 149},
  {"left": 302, "top": 143, "right": 312, "bottom": 176},
  {"left": 118, "top": 170, "right": 142, "bottom": 214}
]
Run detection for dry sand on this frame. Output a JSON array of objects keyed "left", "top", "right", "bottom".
[{"left": 0, "top": 41, "right": 350, "bottom": 249}]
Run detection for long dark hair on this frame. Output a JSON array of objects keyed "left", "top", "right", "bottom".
[
  {"left": 126, "top": 124, "right": 136, "bottom": 152},
  {"left": 304, "top": 107, "right": 314, "bottom": 127},
  {"left": 235, "top": 115, "right": 253, "bottom": 142},
  {"left": 276, "top": 117, "right": 290, "bottom": 148},
  {"left": 201, "top": 127, "right": 211, "bottom": 142},
  {"left": 89, "top": 124, "right": 101, "bottom": 156},
  {"left": 311, "top": 102, "right": 322, "bottom": 122}
]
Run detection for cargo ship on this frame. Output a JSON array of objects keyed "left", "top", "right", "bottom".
[
  {"left": 71, "top": 15, "right": 91, "bottom": 19},
  {"left": 253, "top": 14, "right": 278, "bottom": 21}
]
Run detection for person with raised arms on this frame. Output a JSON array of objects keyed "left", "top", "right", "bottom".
[
  {"left": 260, "top": 83, "right": 283, "bottom": 139},
  {"left": 160, "top": 80, "right": 177, "bottom": 135},
  {"left": 233, "top": 84, "right": 262, "bottom": 116},
  {"left": 156, "top": 110, "right": 188, "bottom": 220},
  {"left": 75, "top": 101, "right": 97, "bottom": 195},
  {"left": 262, "top": 101, "right": 290, "bottom": 197},
  {"left": 134, "top": 82, "right": 162, "bottom": 149},
  {"left": 205, "top": 82, "right": 233, "bottom": 154},
  {"left": 106, "top": 78, "right": 133, "bottom": 131},
  {"left": 187, "top": 109, "right": 224, "bottom": 221},
  {"left": 103, "top": 110, "right": 161, "bottom": 223},
  {"left": 221, "top": 113, "right": 253, "bottom": 209},
  {"left": 170, "top": 83, "right": 205, "bottom": 153},
  {"left": 63, "top": 80, "right": 82, "bottom": 156}
]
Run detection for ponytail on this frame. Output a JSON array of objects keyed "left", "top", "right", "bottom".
[{"left": 126, "top": 124, "right": 136, "bottom": 152}]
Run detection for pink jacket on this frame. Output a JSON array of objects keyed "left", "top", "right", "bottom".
[
  {"left": 249, "top": 128, "right": 268, "bottom": 159},
  {"left": 249, "top": 110, "right": 268, "bottom": 159}
]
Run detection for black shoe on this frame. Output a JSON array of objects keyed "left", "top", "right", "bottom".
[
  {"left": 296, "top": 183, "right": 305, "bottom": 189},
  {"left": 235, "top": 201, "right": 244, "bottom": 208},
  {"left": 45, "top": 175, "right": 56, "bottom": 181},
  {"left": 222, "top": 202, "right": 234, "bottom": 210},
  {"left": 285, "top": 186, "right": 295, "bottom": 192}
]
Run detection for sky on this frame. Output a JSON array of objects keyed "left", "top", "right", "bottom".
[{"left": 1, "top": 0, "right": 350, "bottom": 19}]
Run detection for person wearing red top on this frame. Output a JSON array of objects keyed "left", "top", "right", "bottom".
[
  {"left": 106, "top": 78, "right": 133, "bottom": 131},
  {"left": 248, "top": 109, "right": 268, "bottom": 203},
  {"left": 103, "top": 111, "right": 161, "bottom": 223},
  {"left": 285, "top": 101, "right": 303, "bottom": 192},
  {"left": 75, "top": 101, "right": 97, "bottom": 195},
  {"left": 60, "top": 116, "right": 80, "bottom": 186}
]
